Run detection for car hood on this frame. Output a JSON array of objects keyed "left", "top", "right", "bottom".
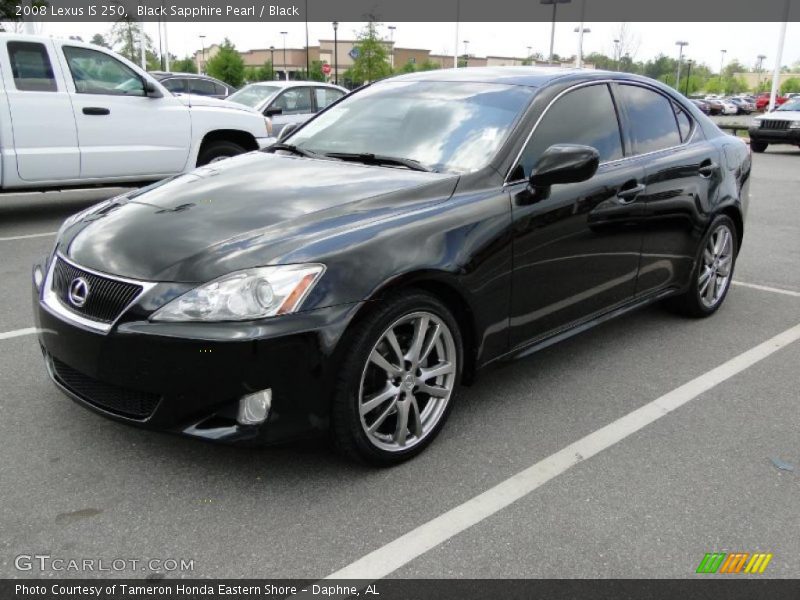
[
  {"left": 176, "top": 94, "right": 259, "bottom": 113},
  {"left": 755, "top": 110, "right": 800, "bottom": 121},
  {"left": 62, "top": 152, "right": 457, "bottom": 282}
]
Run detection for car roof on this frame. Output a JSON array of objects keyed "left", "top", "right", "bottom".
[{"left": 242, "top": 80, "right": 345, "bottom": 90}]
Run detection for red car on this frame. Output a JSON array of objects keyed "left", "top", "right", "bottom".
[{"left": 755, "top": 93, "right": 788, "bottom": 111}]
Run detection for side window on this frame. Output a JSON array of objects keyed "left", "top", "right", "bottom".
[
  {"left": 62, "top": 46, "right": 145, "bottom": 96},
  {"left": 272, "top": 87, "right": 314, "bottom": 114},
  {"left": 516, "top": 84, "right": 623, "bottom": 179},
  {"left": 314, "top": 87, "right": 345, "bottom": 111},
  {"left": 617, "top": 85, "right": 682, "bottom": 154},
  {"left": 163, "top": 78, "right": 187, "bottom": 93},
  {"left": 7, "top": 41, "right": 57, "bottom": 92},
  {"left": 188, "top": 78, "right": 217, "bottom": 96},
  {"left": 213, "top": 82, "right": 228, "bottom": 96},
  {"left": 674, "top": 102, "right": 693, "bottom": 142}
]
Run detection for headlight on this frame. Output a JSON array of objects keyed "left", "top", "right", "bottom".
[
  {"left": 151, "top": 264, "right": 325, "bottom": 322},
  {"left": 789, "top": 121, "right": 800, "bottom": 129}
]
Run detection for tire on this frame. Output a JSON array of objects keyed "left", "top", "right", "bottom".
[
  {"left": 664, "top": 215, "right": 738, "bottom": 318},
  {"left": 750, "top": 141, "right": 768, "bottom": 153},
  {"left": 196, "top": 140, "right": 247, "bottom": 166},
  {"left": 331, "top": 291, "right": 463, "bottom": 466}
]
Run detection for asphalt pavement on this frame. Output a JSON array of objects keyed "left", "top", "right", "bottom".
[{"left": 0, "top": 150, "right": 798, "bottom": 580}]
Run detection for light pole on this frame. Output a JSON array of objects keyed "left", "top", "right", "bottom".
[
  {"left": 304, "top": 0, "right": 309, "bottom": 79},
  {"left": 199, "top": 35, "right": 206, "bottom": 74},
  {"left": 718, "top": 48, "right": 727, "bottom": 92},
  {"left": 388, "top": 25, "right": 396, "bottom": 68},
  {"left": 526, "top": 45, "right": 532, "bottom": 65},
  {"left": 675, "top": 41, "right": 688, "bottom": 90},
  {"left": 540, "top": 0, "right": 571, "bottom": 64},
  {"left": 573, "top": 26, "right": 590, "bottom": 68},
  {"left": 613, "top": 38, "right": 620, "bottom": 70},
  {"left": 684, "top": 59, "right": 693, "bottom": 96},
  {"left": 462, "top": 40, "right": 469, "bottom": 67},
  {"left": 280, "top": 31, "right": 288, "bottom": 81},
  {"left": 332, "top": 21, "right": 339, "bottom": 86},
  {"left": 756, "top": 54, "right": 767, "bottom": 91},
  {"left": 269, "top": 46, "right": 275, "bottom": 80}
]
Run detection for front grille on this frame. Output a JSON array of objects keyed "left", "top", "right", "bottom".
[
  {"left": 52, "top": 257, "right": 142, "bottom": 324},
  {"left": 760, "top": 120, "right": 790, "bottom": 130},
  {"left": 51, "top": 357, "right": 160, "bottom": 419}
]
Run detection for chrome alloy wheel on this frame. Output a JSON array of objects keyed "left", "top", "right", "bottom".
[
  {"left": 699, "top": 223, "right": 734, "bottom": 309},
  {"left": 358, "top": 311, "right": 457, "bottom": 452}
]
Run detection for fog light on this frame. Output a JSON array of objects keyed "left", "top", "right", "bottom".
[
  {"left": 33, "top": 265, "right": 44, "bottom": 291},
  {"left": 237, "top": 389, "right": 272, "bottom": 426}
]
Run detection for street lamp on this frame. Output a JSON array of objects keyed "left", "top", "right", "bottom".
[
  {"left": 280, "top": 31, "right": 288, "bottom": 81},
  {"left": 756, "top": 54, "right": 767, "bottom": 90},
  {"left": 463, "top": 40, "right": 469, "bottom": 67},
  {"left": 684, "top": 59, "right": 693, "bottom": 96},
  {"left": 573, "top": 26, "right": 590, "bottom": 68},
  {"left": 719, "top": 48, "right": 727, "bottom": 91},
  {"left": 332, "top": 21, "right": 339, "bottom": 86},
  {"left": 269, "top": 46, "right": 275, "bottom": 80},
  {"left": 675, "top": 41, "right": 688, "bottom": 91},
  {"left": 613, "top": 38, "right": 620, "bottom": 70},
  {"left": 199, "top": 35, "right": 206, "bottom": 74},
  {"left": 540, "top": 0, "right": 571, "bottom": 63},
  {"left": 388, "top": 25, "right": 396, "bottom": 68}
]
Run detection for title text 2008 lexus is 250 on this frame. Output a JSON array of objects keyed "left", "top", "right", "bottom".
[{"left": 34, "top": 68, "right": 751, "bottom": 465}]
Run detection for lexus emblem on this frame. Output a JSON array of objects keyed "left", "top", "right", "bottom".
[{"left": 68, "top": 277, "right": 90, "bottom": 308}]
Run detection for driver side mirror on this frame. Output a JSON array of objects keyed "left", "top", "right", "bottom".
[
  {"left": 529, "top": 144, "right": 600, "bottom": 189},
  {"left": 277, "top": 122, "right": 300, "bottom": 142},
  {"left": 264, "top": 107, "right": 283, "bottom": 117},
  {"left": 144, "top": 80, "right": 163, "bottom": 98}
]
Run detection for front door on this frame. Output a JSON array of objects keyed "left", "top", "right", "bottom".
[
  {"left": 58, "top": 44, "right": 191, "bottom": 179},
  {"left": 508, "top": 83, "right": 645, "bottom": 349}
]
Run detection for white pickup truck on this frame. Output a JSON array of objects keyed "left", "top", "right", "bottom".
[{"left": 0, "top": 33, "right": 272, "bottom": 191}]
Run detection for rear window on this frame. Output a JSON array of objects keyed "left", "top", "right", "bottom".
[
  {"left": 618, "top": 85, "right": 682, "bottom": 154},
  {"left": 7, "top": 41, "right": 57, "bottom": 92}
]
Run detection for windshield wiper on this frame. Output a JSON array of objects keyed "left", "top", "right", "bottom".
[
  {"left": 265, "top": 143, "right": 323, "bottom": 159},
  {"left": 321, "top": 152, "right": 433, "bottom": 172}
]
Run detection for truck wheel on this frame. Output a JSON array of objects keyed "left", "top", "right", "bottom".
[
  {"left": 197, "top": 141, "right": 247, "bottom": 166},
  {"left": 750, "top": 141, "right": 767, "bottom": 153}
]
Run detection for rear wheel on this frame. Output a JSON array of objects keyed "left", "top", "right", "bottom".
[
  {"left": 665, "top": 215, "right": 738, "bottom": 318},
  {"left": 750, "top": 141, "right": 768, "bottom": 153},
  {"left": 331, "top": 292, "right": 462, "bottom": 466}
]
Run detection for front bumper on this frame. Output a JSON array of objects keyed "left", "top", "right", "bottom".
[
  {"left": 748, "top": 126, "right": 800, "bottom": 145},
  {"left": 33, "top": 258, "right": 361, "bottom": 445}
]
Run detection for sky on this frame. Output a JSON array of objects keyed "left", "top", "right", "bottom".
[{"left": 31, "top": 21, "right": 800, "bottom": 73}]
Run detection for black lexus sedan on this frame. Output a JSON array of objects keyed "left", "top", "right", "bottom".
[{"left": 34, "top": 68, "right": 751, "bottom": 465}]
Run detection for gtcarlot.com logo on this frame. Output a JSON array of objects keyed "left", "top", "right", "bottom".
[
  {"left": 696, "top": 552, "right": 773, "bottom": 574},
  {"left": 15, "top": 554, "right": 195, "bottom": 573}
]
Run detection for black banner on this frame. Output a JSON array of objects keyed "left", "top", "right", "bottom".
[
  {"left": 4, "top": 579, "right": 800, "bottom": 600},
  {"left": 2, "top": 0, "right": 800, "bottom": 22}
]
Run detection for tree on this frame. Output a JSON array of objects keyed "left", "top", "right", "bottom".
[
  {"left": 396, "top": 59, "right": 417, "bottom": 74},
  {"left": 417, "top": 59, "right": 441, "bottom": 72},
  {"left": 347, "top": 21, "right": 392, "bottom": 85},
  {"left": 305, "top": 60, "right": 326, "bottom": 82},
  {"left": 205, "top": 38, "right": 245, "bottom": 87},
  {"left": 781, "top": 77, "right": 800, "bottom": 93},
  {"left": 109, "top": 18, "right": 158, "bottom": 68},
  {"left": 171, "top": 57, "right": 198, "bottom": 74},
  {"left": 90, "top": 33, "right": 109, "bottom": 48}
]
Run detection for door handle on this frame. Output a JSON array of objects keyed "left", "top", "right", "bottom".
[
  {"left": 82, "top": 107, "right": 110, "bottom": 116},
  {"left": 698, "top": 162, "right": 718, "bottom": 178},
  {"left": 616, "top": 182, "right": 646, "bottom": 204}
]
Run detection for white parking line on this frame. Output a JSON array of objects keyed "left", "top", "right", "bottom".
[
  {"left": 0, "top": 231, "right": 56, "bottom": 242},
  {"left": 325, "top": 322, "right": 800, "bottom": 581},
  {"left": 732, "top": 280, "right": 800, "bottom": 298},
  {"left": 0, "top": 327, "right": 40, "bottom": 341}
]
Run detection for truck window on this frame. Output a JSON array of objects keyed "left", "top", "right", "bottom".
[
  {"left": 62, "top": 46, "right": 145, "bottom": 97},
  {"left": 7, "top": 41, "right": 57, "bottom": 92}
]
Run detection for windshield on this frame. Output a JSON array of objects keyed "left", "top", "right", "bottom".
[
  {"left": 228, "top": 84, "right": 281, "bottom": 108},
  {"left": 777, "top": 99, "right": 800, "bottom": 111},
  {"left": 287, "top": 81, "right": 534, "bottom": 174}
]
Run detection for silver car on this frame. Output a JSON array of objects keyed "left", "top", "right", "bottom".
[{"left": 227, "top": 81, "right": 348, "bottom": 136}]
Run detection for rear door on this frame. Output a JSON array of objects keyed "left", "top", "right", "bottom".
[
  {"left": 508, "top": 82, "right": 645, "bottom": 348},
  {"left": 614, "top": 83, "right": 722, "bottom": 296},
  {"left": 58, "top": 44, "right": 191, "bottom": 179},
  {"left": 268, "top": 86, "right": 315, "bottom": 134},
  {"left": 0, "top": 39, "right": 80, "bottom": 182}
]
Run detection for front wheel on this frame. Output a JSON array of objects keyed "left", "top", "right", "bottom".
[
  {"left": 750, "top": 141, "right": 768, "bottom": 153},
  {"left": 196, "top": 140, "right": 247, "bottom": 166},
  {"left": 331, "top": 291, "right": 463, "bottom": 465},
  {"left": 665, "top": 215, "right": 738, "bottom": 318}
]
